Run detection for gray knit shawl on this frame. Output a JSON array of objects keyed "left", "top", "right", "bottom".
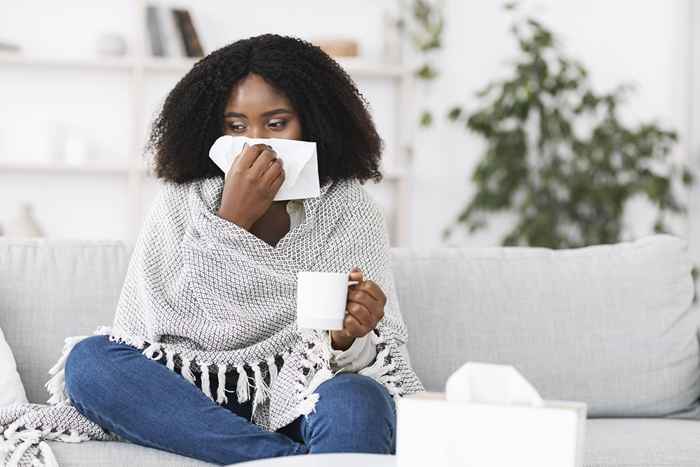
[{"left": 0, "top": 175, "right": 424, "bottom": 466}]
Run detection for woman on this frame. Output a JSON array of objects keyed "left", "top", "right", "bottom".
[{"left": 62, "top": 34, "right": 424, "bottom": 465}]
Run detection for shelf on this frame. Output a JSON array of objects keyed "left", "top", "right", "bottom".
[
  {"left": 143, "top": 57, "right": 198, "bottom": 72},
  {"left": 145, "top": 56, "right": 412, "bottom": 78},
  {"left": 337, "top": 57, "right": 411, "bottom": 78},
  {"left": 0, "top": 160, "right": 407, "bottom": 181},
  {"left": 0, "top": 161, "right": 139, "bottom": 174},
  {"left": 0, "top": 53, "right": 412, "bottom": 79},
  {"left": 0, "top": 53, "right": 135, "bottom": 71}
]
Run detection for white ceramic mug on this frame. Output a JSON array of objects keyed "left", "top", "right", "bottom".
[{"left": 296, "top": 271, "right": 359, "bottom": 330}]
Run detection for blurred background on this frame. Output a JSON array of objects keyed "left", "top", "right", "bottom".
[{"left": 0, "top": 0, "right": 698, "bottom": 268}]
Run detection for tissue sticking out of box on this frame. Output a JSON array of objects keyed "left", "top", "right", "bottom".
[{"left": 445, "top": 362, "right": 544, "bottom": 407}]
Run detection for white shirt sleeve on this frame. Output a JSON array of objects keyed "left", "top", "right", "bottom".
[
  {"left": 326, "top": 331, "right": 378, "bottom": 373},
  {"left": 286, "top": 200, "right": 304, "bottom": 229}
]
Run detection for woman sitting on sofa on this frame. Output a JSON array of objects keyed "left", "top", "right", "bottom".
[{"left": 63, "top": 33, "right": 424, "bottom": 465}]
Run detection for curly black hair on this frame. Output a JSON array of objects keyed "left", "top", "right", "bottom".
[{"left": 146, "top": 33, "right": 384, "bottom": 186}]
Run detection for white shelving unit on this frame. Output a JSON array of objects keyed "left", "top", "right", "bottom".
[{"left": 0, "top": 4, "right": 415, "bottom": 248}]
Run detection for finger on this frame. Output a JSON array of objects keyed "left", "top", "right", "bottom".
[
  {"left": 358, "top": 279, "right": 383, "bottom": 303},
  {"left": 261, "top": 158, "right": 284, "bottom": 187},
  {"left": 349, "top": 294, "right": 384, "bottom": 324},
  {"left": 250, "top": 146, "right": 277, "bottom": 178},
  {"left": 226, "top": 147, "right": 248, "bottom": 182},
  {"left": 235, "top": 142, "right": 266, "bottom": 171},
  {"left": 269, "top": 168, "right": 285, "bottom": 192},
  {"left": 372, "top": 280, "right": 387, "bottom": 304},
  {"left": 346, "top": 301, "right": 372, "bottom": 328},
  {"left": 347, "top": 288, "right": 376, "bottom": 308},
  {"left": 348, "top": 267, "right": 363, "bottom": 282},
  {"left": 230, "top": 144, "right": 246, "bottom": 173},
  {"left": 264, "top": 153, "right": 283, "bottom": 172},
  {"left": 343, "top": 314, "right": 368, "bottom": 338}
]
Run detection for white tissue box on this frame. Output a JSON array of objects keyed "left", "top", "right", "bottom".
[{"left": 396, "top": 391, "right": 587, "bottom": 467}]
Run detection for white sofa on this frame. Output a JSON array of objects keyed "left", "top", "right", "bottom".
[{"left": 1, "top": 235, "right": 699, "bottom": 467}]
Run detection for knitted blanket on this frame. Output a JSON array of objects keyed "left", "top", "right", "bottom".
[{"left": 0, "top": 176, "right": 425, "bottom": 466}]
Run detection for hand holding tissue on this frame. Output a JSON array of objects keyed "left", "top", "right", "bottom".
[
  {"left": 397, "top": 362, "right": 587, "bottom": 467},
  {"left": 209, "top": 135, "right": 320, "bottom": 201}
]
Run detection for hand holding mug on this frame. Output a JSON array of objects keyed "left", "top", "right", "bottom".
[{"left": 330, "top": 267, "right": 387, "bottom": 351}]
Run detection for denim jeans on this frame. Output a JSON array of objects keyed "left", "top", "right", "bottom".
[{"left": 63, "top": 335, "right": 396, "bottom": 465}]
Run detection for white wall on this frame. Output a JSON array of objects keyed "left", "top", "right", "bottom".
[
  {"left": 690, "top": 0, "right": 700, "bottom": 276},
  {"left": 0, "top": 0, "right": 403, "bottom": 243},
  {"left": 1, "top": 1, "right": 697, "bottom": 258},
  {"left": 409, "top": 0, "right": 696, "bottom": 251}
]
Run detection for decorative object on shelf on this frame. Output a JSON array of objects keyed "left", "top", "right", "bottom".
[
  {"left": 398, "top": 0, "right": 445, "bottom": 127},
  {"left": 146, "top": 5, "right": 166, "bottom": 57},
  {"left": 172, "top": 8, "right": 204, "bottom": 57},
  {"left": 311, "top": 37, "right": 359, "bottom": 57},
  {"left": 96, "top": 33, "right": 128, "bottom": 57},
  {"left": 50, "top": 123, "right": 95, "bottom": 167},
  {"left": 443, "top": 2, "right": 695, "bottom": 249},
  {"left": 4, "top": 202, "right": 44, "bottom": 238},
  {"left": 0, "top": 39, "right": 20, "bottom": 53}
]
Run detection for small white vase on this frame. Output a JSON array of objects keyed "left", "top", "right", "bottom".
[
  {"left": 96, "top": 33, "right": 128, "bottom": 57},
  {"left": 4, "top": 203, "right": 44, "bottom": 238}
]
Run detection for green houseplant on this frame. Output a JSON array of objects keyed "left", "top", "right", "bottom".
[
  {"left": 442, "top": 3, "right": 694, "bottom": 249},
  {"left": 398, "top": 0, "right": 445, "bottom": 127}
]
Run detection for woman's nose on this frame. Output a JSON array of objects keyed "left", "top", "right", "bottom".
[{"left": 248, "top": 126, "right": 271, "bottom": 139}]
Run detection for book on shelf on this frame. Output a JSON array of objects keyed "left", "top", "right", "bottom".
[
  {"left": 145, "top": 5, "right": 202, "bottom": 59},
  {"left": 172, "top": 8, "right": 204, "bottom": 58},
  {"left": 145, "top": 5, "right": 165, "bottom": 57},
  {"left": 160, "top": 6, "right": 186, "bottom": 58}
]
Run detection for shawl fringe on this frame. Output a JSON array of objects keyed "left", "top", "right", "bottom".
[
  {"left": 1, "top": 424, "right": 81, "bottom": 467},
  {"left": 1, "top": 400, "right": 115, "bottom": 467},
  {"left": 41, "top": 325, "right": 405, "bottom": 434},
  {"left": 3, "top": 326, "right": 408, "bottom": 466},
  {"left": 108, "top": 329, "right": 296, "bottom": 414}
]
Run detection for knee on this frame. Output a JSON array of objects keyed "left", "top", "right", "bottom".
[
  {"left": 319, "top": 373, "right": 394, "bottom": 415},
  {"left": 309, "top": 373, "right": 396, "bottom": 454},
  {"left": 66, "top": 335, "right": 112, "bottom": 374},
  {"left": 64, "top": 335, "right": 113, "bottom": 402}
]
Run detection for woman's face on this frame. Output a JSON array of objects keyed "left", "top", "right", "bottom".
[{"left": 223, "top": 73, "right": 303, "bottom": 140}]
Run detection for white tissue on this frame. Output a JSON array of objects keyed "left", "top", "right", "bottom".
[
  {"left": 445, "top": 361, "right": 544, "bottom": 407},
  {"left": 208, "top": 135, "right": 320, "bottom": 201}
]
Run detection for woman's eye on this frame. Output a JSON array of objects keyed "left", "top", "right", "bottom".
[
  {"left": 269, "top": 120, "right": 287, "bottom": 129},
  {"left": 227, "top": 122, "right": 246, "bottom": 132}
]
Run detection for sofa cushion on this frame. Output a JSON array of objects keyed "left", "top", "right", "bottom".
[
  {"left": 390, "top": 235, "right": 698, "bottom": 417},
  {"left": 45, "top": 418, "right": 700, "bottom": 467},
  {"left": 49, "top": 440, "right": 213, "bottom": 466},
  {"left": 0, "top": 324, "right": 27, "bottom": 406},
  {"left": 584, "top": 417, "right": 700, "bottom": 467},
  {"left": 0, "top": 239, "right": 130, "bottom": 403}
]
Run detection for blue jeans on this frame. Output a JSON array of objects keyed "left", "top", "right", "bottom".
[{"left": 64, "top": 335, "right": 396, "bottom": 465}]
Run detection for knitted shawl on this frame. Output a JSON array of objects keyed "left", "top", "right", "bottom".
[{"left": 0, "top": 175, "right": 425, "bottom": 466}]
